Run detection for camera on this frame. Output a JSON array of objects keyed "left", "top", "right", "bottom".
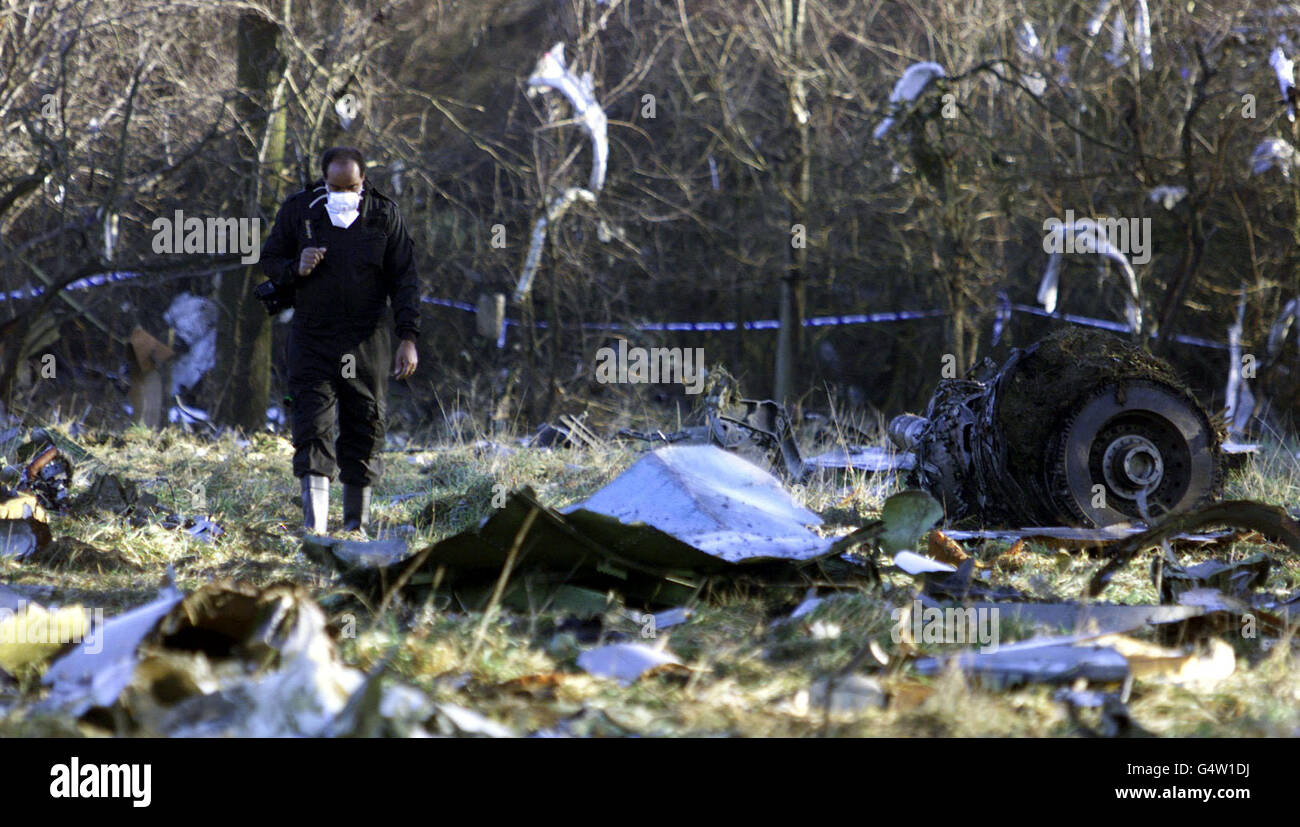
[{"left": 253, "top": 279, "right": 294, "bottom": 315}]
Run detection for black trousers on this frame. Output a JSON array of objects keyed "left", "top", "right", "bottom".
[{"left": 287, "top": 321, "right": 390, "bottom": 487}]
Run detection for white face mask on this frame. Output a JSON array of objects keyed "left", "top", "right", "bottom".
[{"left": 325, "top": 187, "right": 362, "bottom": 227}]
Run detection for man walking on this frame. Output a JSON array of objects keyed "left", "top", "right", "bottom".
[{"left": 260, "top": 147, "right": 420, "bottom": 534}]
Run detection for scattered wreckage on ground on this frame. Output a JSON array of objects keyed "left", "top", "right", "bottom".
[{"left": 3, "top": 330, "right": 1300, "bottom": 736}]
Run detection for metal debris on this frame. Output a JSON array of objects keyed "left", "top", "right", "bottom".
[
  {"left": 577, "top": 643, "right": 685, "bottom": 686},
  {"left": 71, "top": 473, "right": 224, "bottom": 542},
  {"left": 892, "top": 329, "right": 1222, "bottom": 527},
  {"left": 808, "top": 674, "right": 886, "bottom": 713},
  {"left": 309, "top": 447, "right": 935, "bottom": 608},
  {"left": 916, "top": 636, "right": 1131, "bottom": 687},
  {"left": 1088, "top": 500, "right": 1300, "bottom": 597},
  {"left": 565, "top": 445, "right": 835, "bottom": 564},
  {"left": 40, "top": 582, "right": 184, "bottom": 716},
  {"left": 1156, "top": 553, "right": 1273, "bottom": 603}
]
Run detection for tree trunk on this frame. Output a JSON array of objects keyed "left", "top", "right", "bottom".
[
  {"left": 774, "top": 0, "right": 808, "bottom": 407},
  {"left": 213, "top": 8, "right": 289, "bottom": 430}
]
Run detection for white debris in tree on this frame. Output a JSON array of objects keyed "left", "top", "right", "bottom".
[
  {"left": 163, "top": 292, "right": 217, "bottom": 395},
  {"left": 1088, "top": 2, "right": 1155, "bottom": 74},
  {"left": 334, "top": 93, "right": 359, "bottom": 130},
  {"left": 1039, "top": 219, "right": 1142, "bottom": 334},
  {"left": 1017, "top": 21, "right": 1042, "bottom": 59},
  {"left": 1133, "top": 0, "right": 1153, "bottom": 71},
  {"left": 1251, "top": 137, "right": 1297, "bottom": 177},
  {"left": 1011, "top": 21, "right": 1047, "bottom": 94},
  {"left": 102, "top": 212, "right": 118, "bottom": 261},
  {"left": 168, "top": 404, "right": 209, "bottom": 424},
  {"left": 389, "top": 159, "right": 405, "bottom": 195},
  {"left": 1270, "top": 47, "right": 1296, "bottom": 122},
  {"left": 1224, "top": 290, "right": 1255, "bottom": 438},
  {"left": 1086, "top": 0, "right": 1116, "bottom": 37},
  {"left": 992, "top": 292, "right": 1012, "bottom": 345},
  {"left": 1268, "top": 296, "right": 1299, "bottom": 358},
  {"left": 708, "top": 154, "right": 720, "bottom": 191},
  {"left": 1103, "top": 7, "right": 1129, "bottom": 68},
  {"left": 513, "top": 187, "right": 596, "bottom": 301},
  {"left": 527, "top": 42, "right": 608, "bottom": 192},
  {"left": 513, "top": 43, "right": 609, "bottom": 302},
  {"left": 1147, "top": 185, "right": 1187, "bottom": 209},
  {"left": 873, "top": 61, "right": 946, "bottom": 140}
]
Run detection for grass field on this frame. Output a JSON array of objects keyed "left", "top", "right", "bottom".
[{"left": 2, "top": 422, "right": 1299, "bottom": 737}]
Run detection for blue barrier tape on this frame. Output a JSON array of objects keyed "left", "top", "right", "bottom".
[
  {"left": 421, "top": 295, "right": 1231, "bottom": 350},
  {"left": 0, "top": 277, "right": 1233, "bottom": 352}
]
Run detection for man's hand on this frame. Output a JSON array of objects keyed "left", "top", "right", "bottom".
[
  {"left": 298, "top": 246, "right": 326, "bottom": 276},
  {"left": 393, "top": 339, "right": 418, "bottom": 379}
]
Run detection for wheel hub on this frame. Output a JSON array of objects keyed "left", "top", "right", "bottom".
[
  {"left": 1052, "top": 380, "right": 1218, "bottom": 525},
  {"left": 1101, "top": 434, "right": 1164, "bottom": 499}
]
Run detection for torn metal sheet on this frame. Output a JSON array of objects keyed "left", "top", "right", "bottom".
[
  {"left": 301, "top": 535, "right": 410, "bottom": 571},
  {"left": 0, "top": 519, "right": 40, "bottom": 559},
  {"left": 808, "top": 674, "right": 886, "bottom": 713},
  {"left": 652, "top": 607, "right": 692, "bottom": 629},
  {"left": 391, "top": 487, "right": 719, "bottom": 607},
  {"left": 150, "top": 650, "right": 366, "bottom": 738},
  {"left": 1157, "top": 553, "right": 1272, "bottom": 603},
  {"left": 916, "top": 640, "right": 1131, "bottom": 686},
  {"left": 39, "top": 583, "right": 184, "bottom": 716},
  {"left": 942, "top": 524, "right": 1243, "bottom": 548},
  {"left": 527, "top": 43, "right": 608, "bottom": 193},
  {"left": 919, "top": 598, "right": 1206, "bottom": 636},
  {"left": 326, "top": 670, "right": 435, "bottom": 738},
  {"left": 1174, "top": 588, "right": 1299, "bottom": 636},
  {"left": 313, "top": 449, "right": 897, "bottom": 608},
  {"left": 433, "top": 703, "right": 516, "bottom": 738},
  {"left": 1088, "top": 500, "right": 1300, "bottom": 597},
  {"left": 893, "top": 551, "right": 956, "bottom": 575},
  {"left": 565, "top": 445, "right": 834, "bottom": 564},
  {"left": 802, "top": 446, "right": 915, "bottom": 474},
  {"left": 44, "top": 583, "right": 376, "bottom": 736},
  {"left": 577, "top": 643, "right": 685, "bottom": 686},
  {"left": 1, "top": 490, "right": 51, "bottom": 559}
]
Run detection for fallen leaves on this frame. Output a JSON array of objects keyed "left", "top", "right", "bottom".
[{"left": 927, "top": 529, "right": 970, "bottom": 567}]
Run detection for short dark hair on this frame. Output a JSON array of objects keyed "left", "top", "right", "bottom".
[{"left": 320, "top": 146, "right": 366, "bottom": 180}]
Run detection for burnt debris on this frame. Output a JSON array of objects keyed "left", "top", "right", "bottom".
[{"left": 891, "top": 329, "right": 1223, "bottom": 527}]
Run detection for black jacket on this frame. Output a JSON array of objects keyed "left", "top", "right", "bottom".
[{"left": 261, "top": 181, "right": 421, "bottom": 342}]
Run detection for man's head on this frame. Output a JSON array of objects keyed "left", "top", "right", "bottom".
[{"left": 321, "top": 146, "right": 365, "bottom": 193}]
